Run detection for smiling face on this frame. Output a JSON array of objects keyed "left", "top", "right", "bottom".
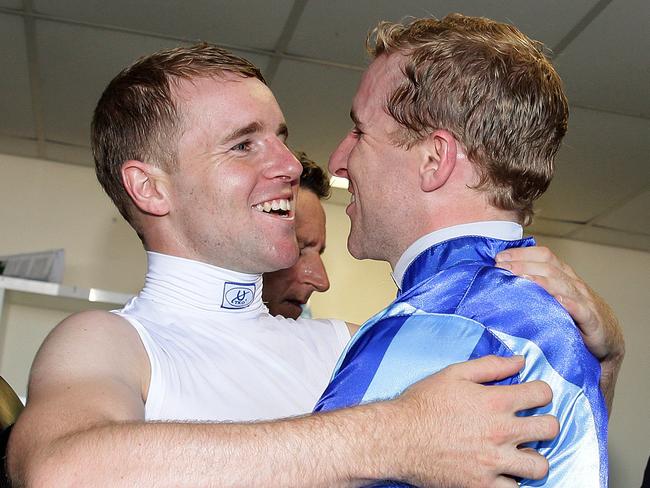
[
  {"left": 328, "top": 55, "right": 425, "bottom": 266},
  {"left": 262, "top": 187, "right": 330, "bottom": 319},
  {"left": 168, "top": 74, "right": 302, "bottom": 273}
]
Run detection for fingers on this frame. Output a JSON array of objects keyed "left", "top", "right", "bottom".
[
  {"left": 514, "top": 414, "right": 559, "bottom": 446},
  {"left": 556, "top": 296, "right": 592, "bottom": 333},
  {"left": 496, "top": 260, "right": 574, "bottom": 299},
  {"left": 498, "top": 380, "right": 553, "bottom": 414},
  {"left": 495, "top": 246, "right": 577, "bottom": 279},
  {"left": 444, "top": 355, "right": 525, "bottom": 384},
  {"left": 501, "top": 446, "right": 551, "bottom": 481},
  {"left": 493, "top": 477, "right": 520, "bottom": 488}
]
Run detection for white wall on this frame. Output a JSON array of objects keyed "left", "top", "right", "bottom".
[
  {"left": 0, "top": 154, "right": 146, "bottom": 397},
  {"left": 1, "top": 153, "right": 648, "bottom": 486}
]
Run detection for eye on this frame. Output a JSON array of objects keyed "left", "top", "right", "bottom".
[
  {"left": 351, "top": 127, "right": 362, "bottom": 137},
  {"left": 231, "top": 140, "right": 251, "bottom": 152}
]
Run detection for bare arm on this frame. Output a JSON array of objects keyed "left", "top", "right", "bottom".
[
  {"left": 9, "top": 312, "right": 556, "bottom": 487},
  {"left": 495, "top": 246, "right": 625, "bottom": 412},
  {"left": 346, "top": 322, "right": 360, "bottom": 335}
]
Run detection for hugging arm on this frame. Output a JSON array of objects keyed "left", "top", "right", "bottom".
[{"left": 496, "top": 246, "right": 624, "bottom": 412}]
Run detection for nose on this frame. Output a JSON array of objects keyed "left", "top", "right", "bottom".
[
  {"left": 266, "top": 140, "right": 302, "bottom": 182},
  {"left": 302, "top": 255, "right": 330, "bottom": 293},
  {"left": 328, "top": 133, "right": 355, "bottom": 179}
]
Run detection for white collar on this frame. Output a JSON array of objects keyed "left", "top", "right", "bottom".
[
  {"left": 140, "top": 251, "right": 266, "bottom": 313},
  {"left": 391, "top": 221, "right": 523, "bottom": 290}
]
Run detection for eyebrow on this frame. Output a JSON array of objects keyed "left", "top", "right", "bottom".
[
  {"left": 222, "top": 121, "right": 289, "bottom": 144},
  {"left": 222, "top": 122, "right": 263, "bottom": 144}
]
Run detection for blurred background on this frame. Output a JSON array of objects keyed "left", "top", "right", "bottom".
[{"left": 0, "top": 1, "right": 648, "bottom": 485}]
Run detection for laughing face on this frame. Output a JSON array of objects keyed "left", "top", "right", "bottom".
[
  {"left": 328, "top": 54, "right": 424, "bottom": 266},
  {"left": 168, "top": 74, "right": 302, "bottom": 273}
]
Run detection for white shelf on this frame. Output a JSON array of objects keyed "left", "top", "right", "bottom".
[{"left": 0, "top": 276, "right": 133, "bottom": 313}]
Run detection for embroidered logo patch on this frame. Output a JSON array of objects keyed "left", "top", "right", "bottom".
[{"left": 222, "top": 282, "right": 256, "bottom": 309}]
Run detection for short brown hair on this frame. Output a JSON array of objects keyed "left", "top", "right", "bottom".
[
  {"left": 91, "top": 43, "right": 265, "bottom": 228},
  {"left": 368, "top": 14, "right": 568, "bottom": 225},
  {"left": 295, "top": 151, "right": 330, "bottom": 200}
]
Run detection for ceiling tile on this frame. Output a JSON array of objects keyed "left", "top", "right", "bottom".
[
  {"left": 526, "top": 218, "right": 581, "bottom": 237},
  {"left": 0, "top": 13, "right": 34, "bottom": 139},
  {"left": 569, "top": 225, "right": 650, "bottom": 253},
  {"left": 595, "top": 190, "right": 650, "bottom": 235},
  {"left": 270, "top": 58, "right": 362, "bottom": 167},
  {"left": 36, "top": 19, "right": 270, "bottom": 148},
  {"left": 289, "top": 0, "right": 599, "bottom": 66},
  {"left": 0, "top": 1, "right": 22, "bottom": 8},
  {"left": 554, "top": 0, "right": 650, "bottom": 118},
  {"left": 33, "top": 0, "right": 294, "bottom": 50},
  {"left": 535, "top": 107, "right": 650, "bottom": 223}
]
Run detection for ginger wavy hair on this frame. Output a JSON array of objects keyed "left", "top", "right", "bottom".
[{"left": 368, "top": 14, "right": 568, "bottom": 225}]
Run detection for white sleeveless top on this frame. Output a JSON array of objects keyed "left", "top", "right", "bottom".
[{"left": 114, "top": 252, "right": 350, "bottom": 422}]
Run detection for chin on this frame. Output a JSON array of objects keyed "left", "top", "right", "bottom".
[{"left": 347, "top": 238, "right": 366, "bottom": 260}]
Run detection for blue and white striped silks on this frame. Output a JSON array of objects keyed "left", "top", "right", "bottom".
[{"left": 315, "top": 236, "right": 607, "bottom": 487}]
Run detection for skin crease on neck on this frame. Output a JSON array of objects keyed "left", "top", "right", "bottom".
[{"left": 263, "top": 187, "right": 330, "bottom": 319}]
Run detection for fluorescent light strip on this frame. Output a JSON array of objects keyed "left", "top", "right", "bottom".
[{"left": 329, "top": 176, "right": 349, "bottom": 190}]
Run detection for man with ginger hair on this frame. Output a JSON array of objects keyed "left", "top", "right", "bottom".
[
  {"left": 316, "top": 14, "right": 608, "bottom": 487},
  {"left": 7, "top": 41, "right": 621, "bottom": 487}
]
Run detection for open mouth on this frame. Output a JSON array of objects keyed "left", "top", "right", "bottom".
[
  {"left": 286, "top": 298, "right": 305, "bottom": 308},
  {"left": 253, "top": 198, "right": 292, "bottom": 217}
]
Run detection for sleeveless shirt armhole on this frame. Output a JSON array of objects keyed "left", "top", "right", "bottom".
[
  {"left": 330, "top": 319, "right": 352, "bottom": 353},
  {"left": 111, "top": 311, "right": 165, "bottom": 421}
]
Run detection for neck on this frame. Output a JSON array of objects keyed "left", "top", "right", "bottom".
[
  {"left": 139, "top": 251, "right": 266, "bottom": 314},
  {"left": 390, "top": 207, "right": 520, "bottom": 268},
  {"left": 391, "top": 220, "right": 525, "bottom": 289}
]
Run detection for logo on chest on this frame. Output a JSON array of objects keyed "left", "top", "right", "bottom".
[{"left": 222, "top": 282, "right": 256, "bottom": 309}]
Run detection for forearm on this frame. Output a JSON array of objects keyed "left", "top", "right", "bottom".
[
  {"left": 12, "top": 355, "right": 559, "bottom": 488},
  {"left": 17, "top": 405, "right": 396, "bottom": 488}
]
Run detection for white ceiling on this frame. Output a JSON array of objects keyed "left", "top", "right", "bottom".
[{"left": 1, "top": 0, "right": 649, "bottom": 252}]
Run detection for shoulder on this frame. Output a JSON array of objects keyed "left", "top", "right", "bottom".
[
  {"left": 30, "top": 310, "right": 149, "bottom": 395},
  {"left": 41, "top": 310, "right": 144, "bottom": 356}
]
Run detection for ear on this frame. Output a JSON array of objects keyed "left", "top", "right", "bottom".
[
  {"left": 419, "top": 130, "right": 458, "bottom": 192},
  {"left": 121, "top": 160, "right": 171, "bottom": 216}
]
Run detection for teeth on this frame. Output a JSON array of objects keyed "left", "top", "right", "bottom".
[
  {"left": 351, "top": 194, "right": 356, "bottom": 203},
  {"left": 254, "top": 199, "right": 292, "bottom": 213}
]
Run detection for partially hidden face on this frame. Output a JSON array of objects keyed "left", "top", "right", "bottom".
[
  {"left": 328, "top": 54, "right": 424, "bottom": 265},
  {"left": 263, "top": 187, "right": 330, "bottom": 319},
  {"left": 168, "top": 74, "right": 303, "bottom": 273}
]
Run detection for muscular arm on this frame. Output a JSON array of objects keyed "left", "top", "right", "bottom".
[
  {"left": 495, "top": 246, "right": 625, "bottom": 412},
  {"left": 9, "top": 312, "right": 556, "bottom": 488}
]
